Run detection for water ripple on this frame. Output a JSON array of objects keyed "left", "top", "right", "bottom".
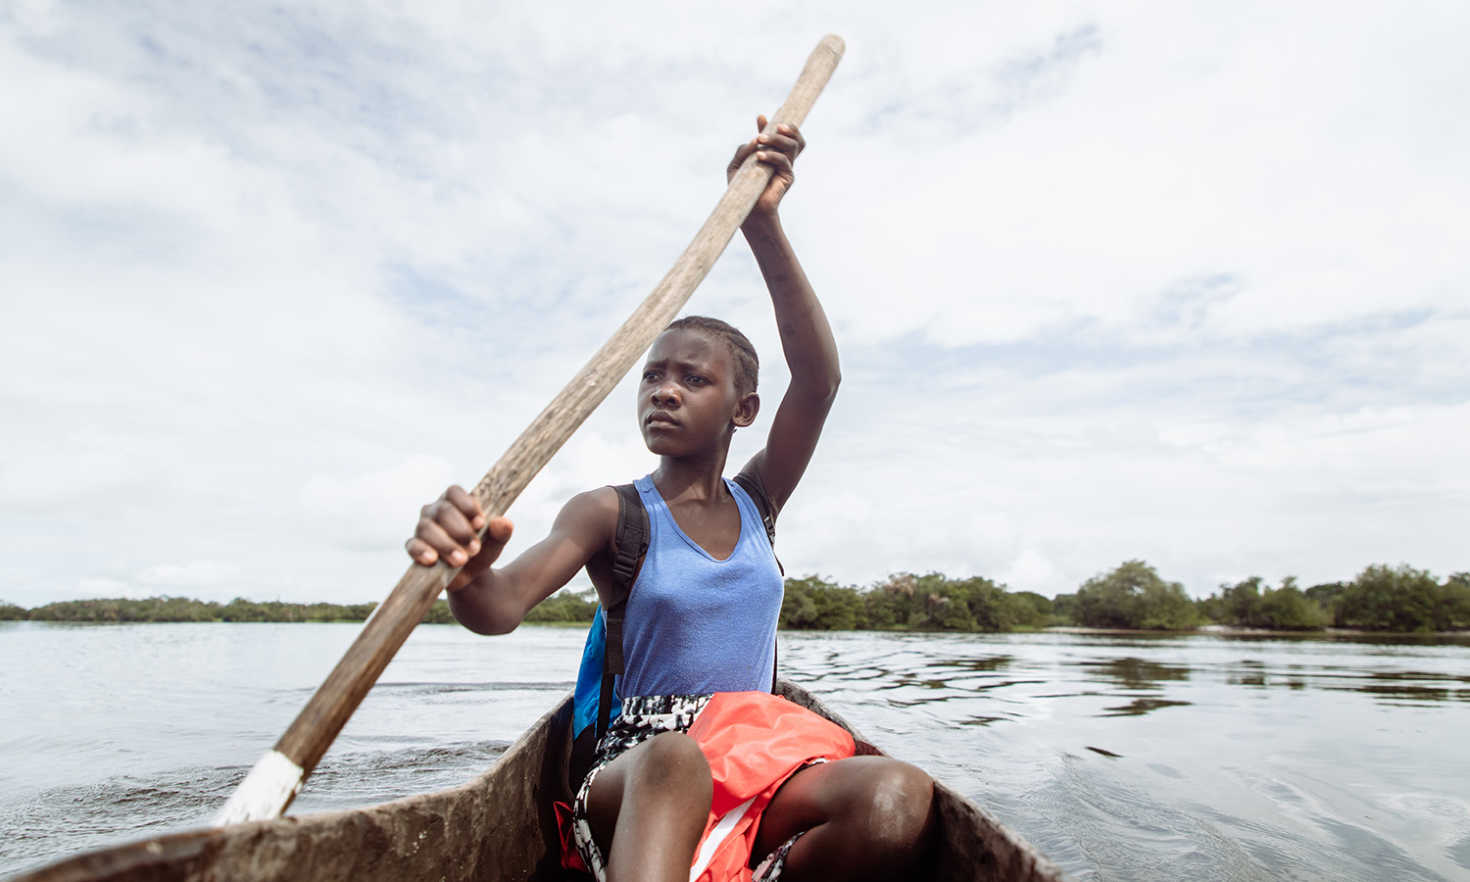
[{"left": 3, "top": 624, "right": 1468, "bottom": 880}]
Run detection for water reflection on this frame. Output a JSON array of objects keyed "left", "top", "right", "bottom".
[
  {"left": 6, "top": 625, "right": 1468, "bottom": 881},
  {"left": 793, "top": 632, "right": 1470, "bottom": 728},
  {"left": 1350, "top": 684, "right": 1465, "bottom": 704},
  {"left": 976, "top": 644, "right": 1458, "bottom": 710},
  {"left": 778, "top": 631, "right": 1470, "bottom": 879},
  {"left": 1212, "top": 630, "right": 1470, "bottom": 648},
  {"left": 1222, "top": 667, "right": 1470, "bottom": 705},
  {"left": 1101, "top": 697, "right": 1192, "bottom": 717},
  {"left": 1078, "top": 656, "right": 1191, "bottom": 690},
  {"left": 934, "top": 653, "right": 1013, "bottom": 672}
]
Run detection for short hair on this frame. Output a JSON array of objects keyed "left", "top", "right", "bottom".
[{"left": 664, "top": 315, "right": 759, "bottom": 396}]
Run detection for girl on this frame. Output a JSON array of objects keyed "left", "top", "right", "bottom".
[{"left": 408, "top": 117, "right": 935, "bottom": 882}]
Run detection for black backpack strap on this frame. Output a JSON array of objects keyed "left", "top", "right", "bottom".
[
  {"left": 733, "top": 471, "right": 782, "bottom": 578},
  {"left": 598, "top": 483, "right": 648, "bottom": 740},
  {"left": 732, "top": 471, "right": 778, "bottom": 547}
]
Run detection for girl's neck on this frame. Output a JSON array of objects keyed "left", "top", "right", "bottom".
[{"left": 652, "top": 447, "right": 730, "bottom": 504}]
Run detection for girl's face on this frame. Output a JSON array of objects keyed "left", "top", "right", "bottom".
[{"left": 637, "top": 329, "right": 755, "bottom": 456}]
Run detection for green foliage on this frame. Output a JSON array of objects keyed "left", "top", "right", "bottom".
[
  {"left": 960, "top": 577, "right": 1033, "bottom": 630},
  {"left": 419, "top": 589, "right": 600, "bottom": 627},
  {"left": 24, "top": 596, "right": 377, "bottom": 623},
  {"left": 523, "top": 589, "right": 599, "bottom": 623},
  {"left": 1010, "top": 591, "right": 1053, "bottom": 619},
  {"left": 218, "top": 597, "right": 377, "bottom": 622},
  {"left": 780, "top": 572, "right": 1042, "bottom": 633},
  {"left": 29, "top": 596, "right": 214, "bottom": 622},
  {"left": 1305, "top": 581, "right": 1348, "bottom": 612},
  {"left": 1337, "top": 565, "right": 1443, "bottom": 632},
  {"left": 1256, "top": 580, "right": 1330, "bottom": 630},
  {"left": 8, "top": 564, "right": 1465, "bottom": 633},
  {"left": 1441, "top": 573, "right": 1470, "bottom": 630},
  {"left": 859, "top": 582, "right": 907, "bottom": 630},
  {"left": 876, "top": 573, "right": 982, "bottom": 631},
  {"left": 1223, "top": 577, "right": 1265, "bottom": 627},
  {"left": 1074, "top": 560, "right": 1200, "bottom": 630},
  {"left": 1194, "top": 592, "right": 1224, "bottom": 624},
  {"left": 1203, "top": 576, "right": 1329, "bottom": 630},
  {"left": 781, "top": 576, "right": 862, "bottom": 630},
  {"left": 1050, "top": 593, "right": 1077, "bottom": 624},
  {"left": 421, "top": 599, "right": 456, "bottom": 624},
  {"left": 1300, "top": 570, "right": 1470, "bottom": 632}
]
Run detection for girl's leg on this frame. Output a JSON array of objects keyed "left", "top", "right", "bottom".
[
  {"left": 751, "top": 756, "right": 937, "bottom": 881},
  {"left": 584, "top": 731, "right": 714, "bottom": 882}
]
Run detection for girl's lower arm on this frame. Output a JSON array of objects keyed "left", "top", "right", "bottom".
[{"left": 448, "top": 571, "right": 526, "bottom": 635}]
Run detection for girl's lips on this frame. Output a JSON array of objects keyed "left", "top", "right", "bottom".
[{"left": 645, "top": 412, "right": 680, "bottom": 427}]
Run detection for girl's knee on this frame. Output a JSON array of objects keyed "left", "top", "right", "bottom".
[
  {"left": 855, "top": 761, "right": 935, "bottom": 855},
  {"left": 631, "top": 732, "right": 713, "bottom": 800}
]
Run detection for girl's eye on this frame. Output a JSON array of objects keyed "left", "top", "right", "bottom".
[
  {"left": 642, "top": 370, "right": 659, "bottom": 383},
  {"left": 686, "top": 375, "right": 707, "bottom": 386}
]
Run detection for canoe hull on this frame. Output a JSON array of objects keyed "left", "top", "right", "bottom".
[{"left": 17, "top": 683, "right": 1062, "bottom": 882}]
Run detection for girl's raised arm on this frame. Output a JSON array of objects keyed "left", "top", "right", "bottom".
[{"left": 728, "top": 117, "right": 841, "bottom": 512}]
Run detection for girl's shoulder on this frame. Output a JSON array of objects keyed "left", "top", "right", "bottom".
[{"left": 554, "top": 486, "right": 623, "bottom": 555}]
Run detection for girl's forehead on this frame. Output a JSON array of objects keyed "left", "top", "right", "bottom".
[{"left": 649, "top": 328, "right": 727, "bottom": 365}]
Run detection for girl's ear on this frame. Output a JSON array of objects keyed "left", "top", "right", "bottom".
[{"left": 732, "top": 392, "right": 760, "bottom": 429}]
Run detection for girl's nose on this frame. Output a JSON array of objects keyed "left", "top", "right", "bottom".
[{"left": 652, "top": 384, "right": 680, "bottom": 407}]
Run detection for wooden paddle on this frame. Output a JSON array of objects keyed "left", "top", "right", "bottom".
[{"left": 216, "top": 34, "right": 846, "bottom": 824}]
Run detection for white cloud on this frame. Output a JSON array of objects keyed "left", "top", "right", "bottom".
[
  {"left": 136, "top": 560, "right": 240, "bottom": 590},
  {"left": 76, "top": 577, "right": 133, "bottom": 597},
  {"left": 2, "top": 0, "right": 1467, "bottom": 609},
  {"left": 299, "top": 454, "right": 457, "bottom": 550}
]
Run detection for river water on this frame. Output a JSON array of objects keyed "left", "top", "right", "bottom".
[{"left": 0, "top": 622, "right": 1466, "bottom": 880}]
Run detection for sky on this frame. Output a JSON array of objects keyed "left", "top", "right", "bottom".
[{"left": 2, "top": 1, "right": 1466, "bottom": 608}]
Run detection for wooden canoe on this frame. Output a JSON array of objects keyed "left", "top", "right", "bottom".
[{"left": 16, "top": 681, "right": 1063, "bottom": 882}]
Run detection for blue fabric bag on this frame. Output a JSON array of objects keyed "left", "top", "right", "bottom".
[{"left": 571, "top": 606, "right": 620, "bottom": 738}]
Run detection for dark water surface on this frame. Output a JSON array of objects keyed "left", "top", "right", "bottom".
[{"left": 1, "top": 622, "right": 1466, "bottom": 880}]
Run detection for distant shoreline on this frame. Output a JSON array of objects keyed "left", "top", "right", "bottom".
[
  {"left": 1046, "top": 625, "right": 1470, "bottom": 638},
  {"left": 0, "top": 593, "right": 597, "bottom": 628},
  {"left": 5, "top": 564, "right": 1466, "bottom": 636},
  {"left": 4, "top": 618, "right": 1465, "bottom": 639}
]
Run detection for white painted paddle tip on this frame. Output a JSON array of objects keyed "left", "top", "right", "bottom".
[{"left": 214, "top": 750, "right": 304, "bottom": 826}]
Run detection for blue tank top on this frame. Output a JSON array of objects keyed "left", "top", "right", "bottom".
[{"left": 618, "top": 474, "right": 784, "bottom": 698}]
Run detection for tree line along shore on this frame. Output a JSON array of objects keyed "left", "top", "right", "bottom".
[{"left": 4, "top": 561, "right": 1467, "bottom": 634}]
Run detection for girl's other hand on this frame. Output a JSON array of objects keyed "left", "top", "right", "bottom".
[{"left": 406, "top": 485, "right": 513, "bottom": 591}]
